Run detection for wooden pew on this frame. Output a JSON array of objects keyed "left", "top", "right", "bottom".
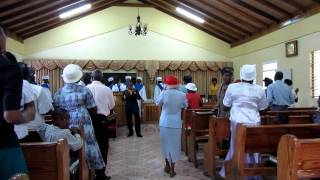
[
  {"left": 181, "top": 108, "right": 212, "bottom": 155},
  {"left": 187, "top": 110, "right": 214, "bottom": 167},
  {"left": 227, "top": 123, "right": 320, "bottom": 180},
  {"left": 21, "top": 139, "right": 70, "bottom": 180},
  {"left": 277, "top": 134, "right": 320, "bottom": 180},
  {"left": 203, "top": 116, "right": 230, "bottom": 178},
  {"left": 288, "top": 107, "right": 317, "bottom": 111},
  {"left": 266, "top": 110, "right": 318, "bottom": 116},
  {"left": 261, "top": 114, "right": 314, "bottom": 125}
]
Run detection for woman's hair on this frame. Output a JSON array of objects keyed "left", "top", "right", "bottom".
[
  {"left": 221, "top": 67, "right": 234, "bottom": 75},
  {"left": 211, "top": 78, "right": 217, "bottom": 82},
  {"left": 183, "top": 75, "right": 192, "bottom": 84},
  {"left": 187, "top": 89, "right": 195, "bottom": 93}
]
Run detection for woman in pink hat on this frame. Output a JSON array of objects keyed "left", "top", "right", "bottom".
[{"left": 155, "top": 75, "right": 188, "bottom": 177}]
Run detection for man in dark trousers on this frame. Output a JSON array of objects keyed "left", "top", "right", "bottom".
[{"left": 123, "top": 81, "right": 143, "bottom": 137}]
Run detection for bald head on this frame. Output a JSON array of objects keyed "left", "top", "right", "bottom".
[
  {"left": 0, "top": 26, "right": 6, "bottom": 55},
  {"left": 92, "top": 69, "right": 103, "bottom": 82}
]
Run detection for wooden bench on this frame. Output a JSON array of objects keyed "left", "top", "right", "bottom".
[
  {"left": 187, "top": 110, "right": 214, "bottom": 167},
  {"left": 227, "top": 123, "right": 320, "bottom": 180},
  {"left": 181, "top": 109, "right": 212, "bottom": 155},
  {"left": 21, "top": 139, "right": 70, "bottom": 180},
  {"left": 261, "top": 114, "right": 314, "bottom": 124},
  {"left": 277, "top": 134, "right": 320, "bottom": 180},
  {"left": 203, "top": 116, "right": 230, "bottom": 178}
]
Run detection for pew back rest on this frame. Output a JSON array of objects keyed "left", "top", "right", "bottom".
[
  {"left": 183, "top": 109, "right": 212, "bottom": 128},
  {"left": 209, "top": 116, "right": 230, "bottom": 140},
  {"left": 21, "top": 139, "right": 70, "bottom": 180},
  {"left": 240, "top": 124, "right": 320, "bottom": 154},
  {"left": 266, "top": 110, "right": 318, "bottom": 116},
  {"left": 277, "top": 135, "right": 320, "bottom": 180},
  {"left": 190, "top": 111, "right": 213, "bottom": 133}
]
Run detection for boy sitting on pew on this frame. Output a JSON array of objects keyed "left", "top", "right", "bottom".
[{"left": 38, "top": 108, "right": 83, "bottom": 151}]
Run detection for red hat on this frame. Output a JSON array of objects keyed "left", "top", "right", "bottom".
[{"left": 164, "top": 75, "right": 179, "bottom": 88}]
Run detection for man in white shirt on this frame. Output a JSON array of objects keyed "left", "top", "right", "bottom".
[
  {"left": 219, "top": 64, "right": 268, "bottom": 178},
  {"left": 134, "top": 77, "right": 147, "bottom": 117},
  {"left": 87, "top": 70, "right": 115, "bottom": 179},
  {"left": 154, "top": 77, "right": 164, "bottom": 102},
  {"left": 111, "top": 78, "right": 127, "bottom": 92},
  {"left": 15, "top": 63, "right": 53, "bottom": 139}
]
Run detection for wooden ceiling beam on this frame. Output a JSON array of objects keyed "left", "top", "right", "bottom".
[
  {"left": 142, "top": 0, "right": 235, "bottom": 43},
  {"left": 181, "top": 0, "right": 257, "bottom": 33},
  {"left": 241, "top": 0, "right": 292, "bottom": 20},
  {"left": 201, "top": 0, "right": 267, "bottom": 29},
  {"left": 171, "top": 0, "right": 244, "bottom": 39},
  {"left": 225, "top": 0, "right": 280, "bottom": 24},
  {"left": 267, "top": 0, "right": 301, "bottom": 14},
  {"left": 2, "top": 27, "right": 23, "bottom": 43},
  {"left": 112, "top": 2, "right": 154, "bottom": 7},
  {"left": 9, "top": 0, "right": 105, "bottom": 33},
  {"left": 231, "top": 3, "right": 320, "bottom": 47},
  {"left": 175, "top": 0, "right": 248, "bottom": 37},
  {"left": 1, "top": 0, "right": 79, "bottom": 26},
  {"left": 0, "top": 0, "right": 24, "bottom": 9},
  {"left": 20, "top": 0, "right": 125, "bottom": 39},
  {"left": 0, "top": 0, "right": 50, "bottom": 19}
]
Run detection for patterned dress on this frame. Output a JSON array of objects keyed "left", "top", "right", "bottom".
[{"left": 54, "top": 83, "right": 105, "bottom": 169}]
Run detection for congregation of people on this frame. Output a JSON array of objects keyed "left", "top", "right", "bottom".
[{"left": 2, "top": 25, "right": 320, "bottom": 180}]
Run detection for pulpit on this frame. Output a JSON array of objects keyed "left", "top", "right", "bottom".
[
  {"left": 142, "top": 102, "right": 161, "bottom": 123},
  {"left": 113, "top": 92, "right": 126, "bottom": 126}
]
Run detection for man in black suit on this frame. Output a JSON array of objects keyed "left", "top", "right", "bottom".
[{"left": 123, "top": 81, "right": 143, "bottom": 137}]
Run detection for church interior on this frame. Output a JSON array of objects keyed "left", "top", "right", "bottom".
[{"left": 1, "top": 0, "right": 320, "bottom": 179}]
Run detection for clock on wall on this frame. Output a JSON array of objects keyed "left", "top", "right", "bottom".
[{"left": 286, "top": 40, "right": 298, "bottom": 57}]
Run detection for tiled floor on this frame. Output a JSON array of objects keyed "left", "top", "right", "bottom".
[{"left": 106, "top": 124, "right": 211, "bottom": 180}]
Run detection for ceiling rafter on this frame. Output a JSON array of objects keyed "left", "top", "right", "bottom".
[
  {"left": 142, "top": 0, "right": 235, "bottom": 43},
  {"left": 0, "top": 0, "right": 50, "bottom": 19},
  {"left": 241, "top": 0, "right": 292, "bottom": 20},
  {"left": 170, "top": 0, "right": 244, "bottom": 39},
  {"left": 20, "top": 0, "right": 125, "bottom": 39},
  {"left": 1, "top": 0, "right": 79, "bottom": 26},
  {"left": 175, "top": 0, "right": 249, "bottom": 37},
  {"left": 197, "top": 0, "right": 266, "bottom": 30},
  {"left": 0, "top": 0, "right": 24, "bottom": 9},
  {"left": 8, "top": 0, "right": 102, "bottom": 32}
]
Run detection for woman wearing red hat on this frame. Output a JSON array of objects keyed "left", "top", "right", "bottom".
[{"left": 155, "top": 75, "right": 188, "bottom": 177}]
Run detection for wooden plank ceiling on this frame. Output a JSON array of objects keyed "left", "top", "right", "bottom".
[{"left": 0, "top": 0, "right": 319, "bottom": 46}]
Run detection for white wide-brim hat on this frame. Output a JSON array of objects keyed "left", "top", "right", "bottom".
[
  {"left": 185, "top": 83, "right": 197, "bottom": 91},
  {"left": 108, "top": 77, "right": 114, "bottom": 82},
  {"left": 156, "top": 77, "right": 162, "bottom": 81},
  {"left": 125, "top": 76, "right": 132, "bottom": 80},
  {"left": 62, "top": 64, "right": 83, "bottom": 83},
  {"left": 240, "top": 64, "right": 256, "bottom": 81},
  {"left": 137, "top": 76, "right": 142, "bottom": 80}
]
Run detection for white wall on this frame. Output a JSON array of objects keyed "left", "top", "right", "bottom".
[
  {"left": 27, "top": 27, "right": 228, "bottom": 61},
  {"left": 232, "top": 32, "right": 320, "bottom": 107}
]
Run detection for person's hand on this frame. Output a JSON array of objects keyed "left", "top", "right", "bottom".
[{"left": 295, "top": 88, "right": 299, "bottom": 94}]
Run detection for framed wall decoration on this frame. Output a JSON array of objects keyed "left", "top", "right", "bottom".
[{"left": 285, "top": 40, "right": 298, "bottom": 57}]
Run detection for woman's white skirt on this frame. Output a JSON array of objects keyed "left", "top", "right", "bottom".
[{"left": 159, "top": 127, "right": 181, "bottom": 163}]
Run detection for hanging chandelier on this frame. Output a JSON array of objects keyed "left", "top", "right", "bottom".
[{"left": 128, "top": 8, "right": 148, "bottom": 36}]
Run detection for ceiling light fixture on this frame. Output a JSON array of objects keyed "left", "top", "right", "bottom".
[
  {"left": 59, "top": 3, "right": 92, "bottom": 19},
  {"left": 176, "top": 7, "right": 205, "bottom": 24}
]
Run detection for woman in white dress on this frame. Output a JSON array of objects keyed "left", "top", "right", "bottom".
[
  {"left": 219, "top": 64, "right": 268, "bottom": 179},
  {"left": 156, "top": 75, "right": 188, "bottom": 177}
]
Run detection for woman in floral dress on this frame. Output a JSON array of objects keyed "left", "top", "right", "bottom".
[{"left": 54, "top": 64, "right": 107, "bottom": 179}]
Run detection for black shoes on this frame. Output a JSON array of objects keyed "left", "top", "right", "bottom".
[
  {"left": 136, "top": 134, "right": 143, "bottom": 137},
  {"left": 127, "top": 132, "right": 134, "bottom": 137}
]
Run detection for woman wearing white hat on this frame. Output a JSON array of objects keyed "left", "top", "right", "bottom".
[
  {"left": 185, "top": 83, "right": 202, "bottom": 109},
  {"left": 218, "top": 64, "right": 268, "bottom": 179},
  {"left": 54, "top": 64, "right": 108, "bottom": 179}
]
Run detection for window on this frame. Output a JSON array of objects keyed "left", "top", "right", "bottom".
[
  {"left": 262, "top": 61, "right": 277, "bottom": 88},
  {"left": 311, "top": 50, "right": 320, "bottom": 98}
]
